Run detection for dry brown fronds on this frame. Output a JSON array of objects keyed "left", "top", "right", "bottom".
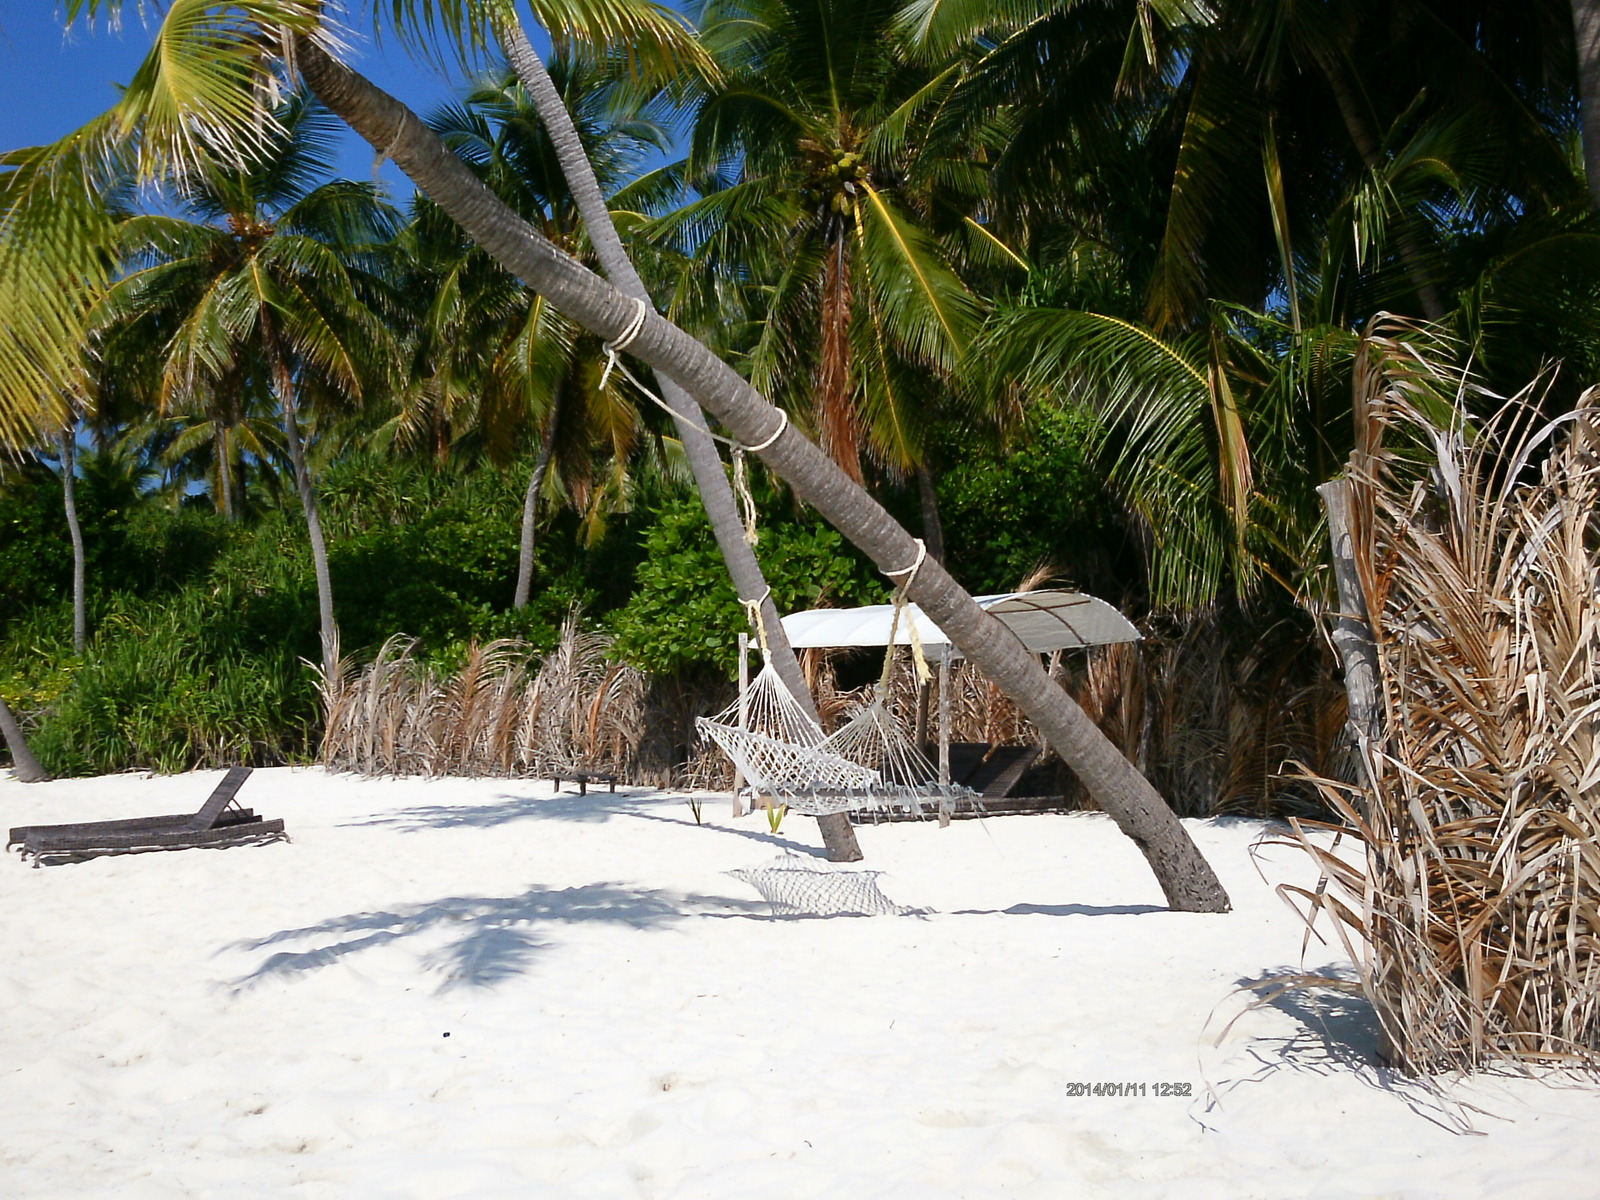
[
  {"left": 319, "top": 619, "right": 647, "bottom": 780},
  {"left": 1289, "top": 321, "right": 1600, "bottom": 1074}
]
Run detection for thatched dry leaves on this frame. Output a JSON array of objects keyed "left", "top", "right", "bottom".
[{"left": 1288, "top": 321, "right": 1600, "bottom": 1074}]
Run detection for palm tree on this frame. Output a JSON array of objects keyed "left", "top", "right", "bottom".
[
  {"left": 1579, "top": 0, "right": 1600, "bottom": 207},
  {"left": 32, "top": 0, "right": 1231, "bottom": 908},
  {"left": 908, "top": 0, "right": 1586, "bottom": 333},
  {"left": 0, "top": 695, "right": 49, "bottom": 781},
  {"left": 663, "top": 0, "right": 994, "bottom": 496},
  {"left": 93, "top": 94, "right": 400, "bottom": 676},
  {"left": 401, "top": 58, "right": 670, "bottom": 610},
  {"left": 292, "top": 32, "right": 1230, "bottom": 910}
]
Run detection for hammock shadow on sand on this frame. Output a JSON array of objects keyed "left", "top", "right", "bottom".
[{"left": 222, "top": 882, "right": 763, "bottom": 994}]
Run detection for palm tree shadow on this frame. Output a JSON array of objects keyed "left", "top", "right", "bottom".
[
  {"left": 1227, "top": 966, "right": 1385, "bottom": 1073},
  {"left": 952, "top": 902, "right": 1168, "bottom": 917},
  {"left": 343, "top": 788, "right": 827, "bottom": 857},
  {"left": 220, "top": 881, "right": 765, "bottom": 994},
  {"left": 341, "top": 786, "right": 666, "bottom": 831}
]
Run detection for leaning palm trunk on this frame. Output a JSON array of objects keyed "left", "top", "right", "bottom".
[
  {"left": 496, "top": 21, "right": 862, "bottom": 862},
  {"left": 1290, "top": 322, "right": 1600, "bottom": 1071},
  {"left": 0, "top": 695, "right": 49, "bottom": 782},
  {"left": 296, "top": 37, "right": 1228, "bottom": 912}
]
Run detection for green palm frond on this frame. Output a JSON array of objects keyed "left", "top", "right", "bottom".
[
  {"left": 359, "top": 0, "right": 714, "bottom": 86},
  {"left": 855, "top": 183, "right": 979, "bottom": 370}
]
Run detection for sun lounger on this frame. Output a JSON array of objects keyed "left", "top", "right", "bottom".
[{"left": 7, "top": 767, "right": 287, "bottom": 867}]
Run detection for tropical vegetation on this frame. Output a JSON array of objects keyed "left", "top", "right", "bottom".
[{"left": 2, "top": 1, "right": 1599, "bottom": 902}]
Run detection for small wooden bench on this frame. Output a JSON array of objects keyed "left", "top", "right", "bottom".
[{"left": 550, "top": 771, "right": 619, "bottom": 797}]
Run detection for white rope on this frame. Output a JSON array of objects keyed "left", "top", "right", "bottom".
[
  {"left": 732, "top": 447, "right": 760, "bottom": 546},
  {"left": 745, "top": 408, "right": 789, "bottom": 452},
  {"left": 884, "top": 538, "right": 927, "bottom": 579},
  {"left": 741, "top": 587, "right": 773, "bottom": 656},
  {"left": 598, "top": 297, "right": 649, "bottom": 392},
  {"left": 596, "top": 297, "right": 792, "bottom": 460},
  {"left": 372, "top": 117, "right": 406, "bottom": 175}
]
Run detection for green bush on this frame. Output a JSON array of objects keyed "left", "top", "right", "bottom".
[
  {"left": 610, "top": 492, "right": 879, "bottom": 676},
  {"left": 937, "top": 405, "right": 1128, "bottom": 596}
]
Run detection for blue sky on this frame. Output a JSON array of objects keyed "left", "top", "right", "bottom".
[{"left": 0, "top": 9, "right": 542, "bottom": 195}]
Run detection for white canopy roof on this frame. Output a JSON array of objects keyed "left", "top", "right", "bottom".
[{"left": 781, "top": 590, "right": 1139, "bottom": 657}]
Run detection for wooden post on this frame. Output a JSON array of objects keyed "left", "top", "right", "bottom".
[
  {"left": 733, "top": 631, "right": 748, "bottom": 817},
  {"left": 938, "top": 644, "right": 952, "bottom": 827},
  {"left": 938, "top": 644, "right": 951, "bottom": 786}
]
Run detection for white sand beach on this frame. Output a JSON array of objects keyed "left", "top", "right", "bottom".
[{"left": 3, "top": 767, "right": 1598, "bottom": 1198}]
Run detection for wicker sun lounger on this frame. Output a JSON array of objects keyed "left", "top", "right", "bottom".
[{"left": 7, "top": 766, "right": 287, "bottom": 867}]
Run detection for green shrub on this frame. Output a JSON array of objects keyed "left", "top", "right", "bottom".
[{"left": 610, "top": 493, "right": 878, "bottom": 676}]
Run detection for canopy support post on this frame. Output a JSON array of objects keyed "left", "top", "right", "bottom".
[
  {"left": 938, "top": 644, "right": 951, "bottom": 787},
  {"left": 938, "top": 644, "right": 952, "bottom": 827},
  {"left": 733, "top": 631, "right": 748, "bottom": 817}
]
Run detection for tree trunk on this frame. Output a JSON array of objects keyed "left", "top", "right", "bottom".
[
  {"left": 0, "top": 695, "right": 50, "bottom": 782},
  {"left": 514, "top": 383, "right": 561, "bottom": 611},
  {"left": 217, "top": 419, "right": 235, "bottom": 521},
  {"left": 495, "top": 21, "right": 863, "bottom": 860},
  {"left": 1576, "top": 0, "right": 1600, "bottom": 209},
  {"left": 59, "top": 424, "right": 86, "bottom": 655},
  {"left": 263, "top": 313, "right": 340, "bottom": 679},
  {"left": 916, "top": 461, "right": 945, "bottom": 564},
  {"left": 1318, "top": 478, "right": 1383, "bottom": 783},
  {"left": 296, "top": 37, "right": 1228, "bottom": 911},
  {"left": 816, "top": 234, "right": 862, "bottom": 483}
]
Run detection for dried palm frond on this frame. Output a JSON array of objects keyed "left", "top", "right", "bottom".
[
  {"left": 1288, "top": 320, "right": 1600, "bottom": 1074},
  {"left": 319, "top": 620, "right": 647, "bottom": 781}
]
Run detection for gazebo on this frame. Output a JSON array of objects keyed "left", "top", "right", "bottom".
[{"left": 751, "top": 591, "right": 1141, "bottom": 801}]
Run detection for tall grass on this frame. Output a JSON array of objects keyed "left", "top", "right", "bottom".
[{"left": 1289, "top": 326, "right": 1600, "bottom": 1073}]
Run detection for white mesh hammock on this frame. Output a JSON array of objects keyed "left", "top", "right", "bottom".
[{"left": 696, "top": 657, "right": 978, "bottom": 818}]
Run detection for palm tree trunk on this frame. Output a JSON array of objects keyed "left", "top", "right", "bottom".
[
  {"left": 816, "top": 235, "right": 863, "bottom": 482},
  {"left": 217, "top": 420, "right": 235, "bottom": 520},
  {"left": 514, "top": 383, "right": 561, "bottom": 611},
  {"left": 495, "top": 21, "right": 862, "bottom": 861},
  {"left": 0, "top": 695, "right": 49, "bottom": 781},
  {"left": 59, "top": 424, "right": 86, "bottom": 655},
  {"left": 1319, "top": 478, "right": 1382, "bottom": 785},
  {"left": 296, "top": 37, "right": 1228, "bottom": 910},
  {"left": 916, "top": 461, "right": 945, "bottom": 564},
  {"left": 262, "top": 313, "right": 339, "bottom": 679},
  {"left": 1576, "top": 0, "right": 1600, "bottom": 209}
]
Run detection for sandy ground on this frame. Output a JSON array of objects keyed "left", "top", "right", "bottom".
[{"left": 3, "top": 766, "right": 1598, "bottom": 1198}]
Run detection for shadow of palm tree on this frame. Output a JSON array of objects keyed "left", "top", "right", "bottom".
[
  {"left": 222, "top": 881, "right": 764, "bottom": 993},
  {"left": 342, "top": 787, "right": 665, "bottom": 830},
  {"left": 343, "top": 789, "right": 829, "bottom": 857},
  {"left": 1230, "top": 966, "right": 1384, "bottom": 1073}
]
